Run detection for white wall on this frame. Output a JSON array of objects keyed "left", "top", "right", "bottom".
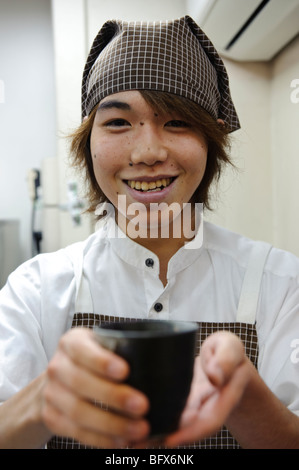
[
  {"left": 86, "top": 0, "right": 186, "bottom": 44},
  {"left": 206, "top": 59, "right": 274, "bottom": 245},
  {"left": 0, "top": 0, "right": 56, "bottom": 263},
  {"left": 50, "top": 0, "right": 92, "bottom": 251},
  {"left": 270, "top": 35, "right": 299, "bottom": 256}
]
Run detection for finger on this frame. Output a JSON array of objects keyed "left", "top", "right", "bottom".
[
  {"left": 57, "top": 328, "right": 129, "bottom": 381},
  {"left": 47, "top": 348, "right": 149, "bottom": 417},
  {"left": 201, "top": 332, "right": 245, "bottom": 386},
  {"left": 43, "top": 401, "right": 139, "bottom": 449},
  {"left": 182, "top": 355, "right": 216, "bottom": 412},
  {"left": 165, "top": 360, "right": 250, "bottom": 447},
  {"left": 42, "top": 380, "right": 150, "bottom": 447}
]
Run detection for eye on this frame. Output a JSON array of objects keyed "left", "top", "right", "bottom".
[
  {"left": 165, "top": 120, "right": 191, "bottom": 128},
  {"left": 105, "top": 119, "right": 131, "bottom": 127}
]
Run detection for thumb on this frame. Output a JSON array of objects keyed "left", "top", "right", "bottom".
[{"left": 200, "top": 331, "right": 245, "bottom": 387}]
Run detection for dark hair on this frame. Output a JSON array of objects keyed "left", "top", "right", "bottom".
[{"left": 69, "top": 90, "right": 232, "bottom": 214}]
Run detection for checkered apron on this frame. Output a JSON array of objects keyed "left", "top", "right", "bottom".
[{"left": 47, "top": 241, "right": 271, "bottom": 449}]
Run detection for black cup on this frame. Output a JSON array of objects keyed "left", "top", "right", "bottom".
[{"left": 94, "top": 319, "right": 198, "bottom": 438}]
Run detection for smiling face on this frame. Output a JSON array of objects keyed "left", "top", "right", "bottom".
[{"left": 90, "top": 90, "right": 208, "bottom": 238}]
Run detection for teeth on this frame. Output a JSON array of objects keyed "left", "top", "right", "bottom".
[{"left": 127, "top": 178, "right": 173, "bottom": 192}]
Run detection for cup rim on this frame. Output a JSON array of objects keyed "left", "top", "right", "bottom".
[{"left": 94, "top": 320, "right": 198, "bottom": 339}]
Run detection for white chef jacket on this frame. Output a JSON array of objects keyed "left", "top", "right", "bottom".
[{"left": 0, "top": 216, "right": 299, "bottom": 416}]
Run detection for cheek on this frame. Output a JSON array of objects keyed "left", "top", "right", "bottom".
[
  {"left": 91, "top": 148, "right": 120, "bottom": 202},
  {"left": 195, "top": 140, "right": 208, "bottom": 169},
  {"left": 182, "top": 141, "right": 208, "bottom": 176},
  {"left": 90, "top": 132, "right": 131, "bottom": 174},
  {"left": 91, "top": 142, "right": 120, "bottom": 176},
  {"left": 198, "top": 147, "right": 208, "bottom": 175}
]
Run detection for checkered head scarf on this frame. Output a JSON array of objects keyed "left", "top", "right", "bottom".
[{"left": 82, "top": 15, "right": 240, "bottom": 132}]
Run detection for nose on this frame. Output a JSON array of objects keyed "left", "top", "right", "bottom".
[{"left": 130, "top": 126, "right": 168, "bottom": 166}]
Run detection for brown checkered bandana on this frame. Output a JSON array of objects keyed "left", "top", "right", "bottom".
[{"left": 81, "top": 16, "right": 240, "bottom": 132}]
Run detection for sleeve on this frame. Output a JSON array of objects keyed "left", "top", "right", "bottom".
[
  {"left": 258, "top": 272, "right": 299, "bottom": 416},
  {"left": 0, "top": 257, "right": 50, "bottom": 404},
  {"left": 0, "top": 240, "right": 84, "bottom": 405}
]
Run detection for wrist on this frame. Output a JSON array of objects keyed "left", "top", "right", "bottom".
[{"left": 0, "top": 373, "right": 52, "bottom": 449}]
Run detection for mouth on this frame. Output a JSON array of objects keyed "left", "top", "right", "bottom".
[{"left": 125, "top": 177, "right": 176, "bottom": 192}]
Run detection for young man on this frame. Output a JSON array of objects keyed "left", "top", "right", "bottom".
[{"left": 0, "top": 16, "right": 299, "bottom": 449}]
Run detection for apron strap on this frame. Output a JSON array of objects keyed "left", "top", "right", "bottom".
[
  {"left": 236, "top": 241, "right": 272, "bottom": 324},
  {"left": 65, "top": 243, "right": 94, "bottom": 313}
]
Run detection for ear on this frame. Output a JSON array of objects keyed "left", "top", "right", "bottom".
[
  {"left": 83, "top": 116, "right": 88, "bottom": 123},
  {"left": 217, "top": 118, "right": 225, "bottom": 127}
]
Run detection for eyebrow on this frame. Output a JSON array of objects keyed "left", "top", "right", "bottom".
[{"left": 97, "top": 100, "right": 131, "bottom": 111}]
